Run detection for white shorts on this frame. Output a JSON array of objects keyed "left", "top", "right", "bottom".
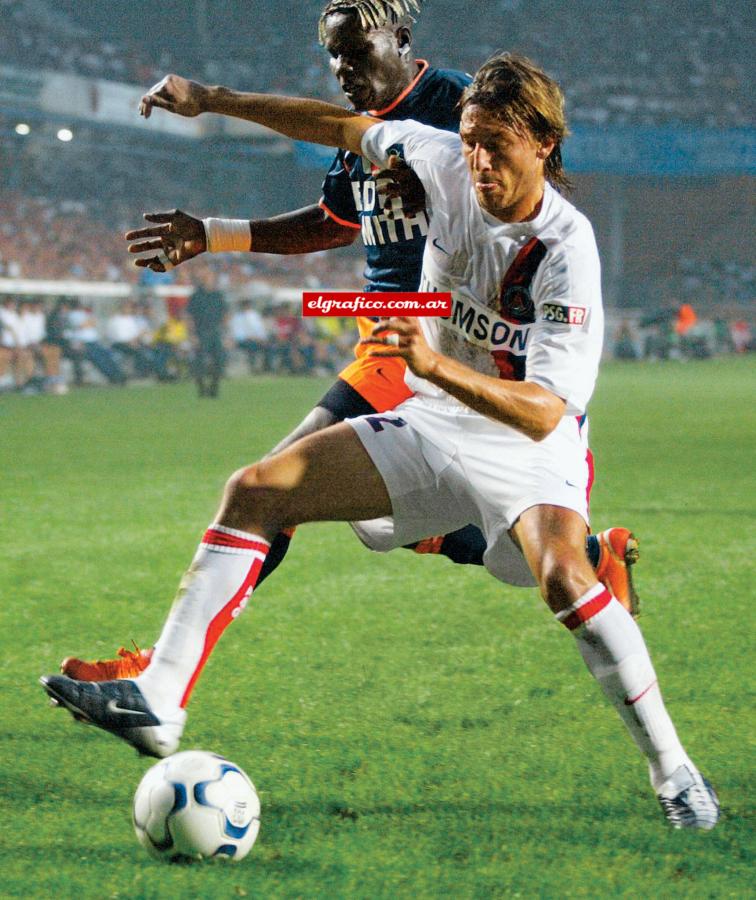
[{"left": 348, "top": 396, "right": 593, "bottom": 587}]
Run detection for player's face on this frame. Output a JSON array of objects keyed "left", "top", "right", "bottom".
[
  {"left": 322, "top": 12, "right": 411, "bottom": 111},
  {"left": 459, "top": 105, "right": 554, "bottom": 223}
]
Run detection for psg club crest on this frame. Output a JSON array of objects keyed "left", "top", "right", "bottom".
[
  {"left": 500, "top": 284, "right": 535, "bottom": 323},
  {"left": 498, "top": 237, "right": 547, "bottom": 323}
]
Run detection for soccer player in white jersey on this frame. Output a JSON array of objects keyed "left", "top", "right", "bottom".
[{"left": 42, "top": 54, "right": 718, "bottom": 829}]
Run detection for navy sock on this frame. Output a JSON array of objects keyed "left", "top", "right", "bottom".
[
  {"left": 256, "top": 531, "right": 292, "bottom": 586},
  {"left": 438, "top": 524, "right": 487, "bottom": 565},
  {"left": 585, "top": 533, "right": 600, "bottom": 569}
]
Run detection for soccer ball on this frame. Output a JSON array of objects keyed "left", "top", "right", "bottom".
[{"left": 133, "top": 750, "right": 260, "bottom": 862}]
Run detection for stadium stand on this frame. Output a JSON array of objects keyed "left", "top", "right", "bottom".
[{"left": 1, "top": 0, "right": 752, "bottom": 127}]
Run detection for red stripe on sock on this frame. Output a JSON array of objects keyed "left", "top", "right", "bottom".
[
  {"left": 202, "top": 528, "right": 269, "bottom": 554},
  {"left": 624, "top": 680, "right": 658, "bottom": 706},
  {"left": 585, "top": 448, "right": 595, "bottom": 511},
  {"left": 179, "top": 554, "right": 265, "bottom": 707},
  {"left": 562, "top": 587, "right": 612, "bottom": 630}
]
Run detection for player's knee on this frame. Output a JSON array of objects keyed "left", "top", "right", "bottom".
[
  {"left": 538, "top": 551, "right": 586, "bottom": 612},
  {"left": 223, "top": 463, "right": 282, "bottom": 525}
]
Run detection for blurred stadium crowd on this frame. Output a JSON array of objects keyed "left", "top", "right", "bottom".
[
  {"left": 0, "top": 192, "right": 362, "bottom": 288},
  {"left": 0, "top": 292, "right": 358, "bottom": 394},
  {"left": 1, "top": 289, "right": 751, "bottom": 395},
  {"left": 2, "top": 0, "right": 751, "bottom": 127}
]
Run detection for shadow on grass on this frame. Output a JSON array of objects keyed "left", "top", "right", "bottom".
[{"left": 2, "top": 764, "right": 129, "bottom": 807}]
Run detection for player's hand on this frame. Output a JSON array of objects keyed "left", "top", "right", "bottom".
[
  {"left": 125, "top": 209, "right": 206, "bottom": 272},
  {"left": 375, "top": 156, "right": 426, "bottom": 219},
  {"left": 139, "top": 74, "right": 209, "bottom": 119},
  {"left": 362, "top": 317, "right": 440, "bottom": 378}
]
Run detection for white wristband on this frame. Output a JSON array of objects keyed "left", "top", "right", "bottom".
[{"left": 202, "top": 217, "right": 252, "bottom": 253}]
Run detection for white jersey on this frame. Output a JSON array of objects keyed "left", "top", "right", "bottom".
[
  {"left": 0, "top": 306, "right": 23, "bottom": 348},
  {"left": 21, "top": 309, "right": 46, "bottom": 345},
  {"left": 361, "top": 121, "right": 604, "bottom": 417}
]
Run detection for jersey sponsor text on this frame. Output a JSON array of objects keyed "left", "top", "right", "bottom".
[
  {"left": 542, "top": 303, "right": 587, "bottom": 325},
  {"left": 440, "top": 294, "right": 531, "bottom": 355}
]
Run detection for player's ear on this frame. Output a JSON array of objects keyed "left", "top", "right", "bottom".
[
  {"left": 536, "top": 138, "right": 556, "bottom": 160},
  {"left": 396, "top": 26, "right": 412, "bottom": 55}
]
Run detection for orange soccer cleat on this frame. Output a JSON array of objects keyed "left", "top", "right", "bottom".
[
  {"left": 411, "top": 535, "right": 446, "bottom": 555},
  {"left": 595, "top": 527, "right": 640, "bottom": 617},
  {"left": 60, "top": 643, "right": 153, "bottom": 681}
]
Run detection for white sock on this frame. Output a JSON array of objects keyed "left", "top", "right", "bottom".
[
  {"left": 558, "top": 584, "right": 692, "bottom": 790},
  {"left": 137, "top": 524, "right": 269, "bottom": 712}
]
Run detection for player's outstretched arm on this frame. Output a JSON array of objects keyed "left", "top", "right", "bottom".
[
  {"left": 249, "top": 205, "right": 359, "bottom": 253},
  {"left": 140, "top": 74, "right": 375, "bottom": 155},
  {"left": 125, "top": 206, "right": 357, "bottom": 272},
  {"left": 125, "top": 209, "right": 206, "bottom": 271},
  {"left": 366, "top": 318, "right": 565, "bottom": 442}
]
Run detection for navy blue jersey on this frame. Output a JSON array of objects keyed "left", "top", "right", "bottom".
[{"left": 319, "top": 61, "right": 471, "bottom": 292}]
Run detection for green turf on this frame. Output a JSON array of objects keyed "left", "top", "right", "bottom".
[{"left": 1, "top": 358, "right": 754, "bottom": 898}]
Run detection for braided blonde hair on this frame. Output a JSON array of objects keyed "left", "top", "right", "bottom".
[{"left": 318, "top": 0, "right": 422, "bottom": 43}]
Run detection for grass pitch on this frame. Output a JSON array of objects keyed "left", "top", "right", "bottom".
[{"left": 1, "top": 357, "right": 754, "bottom": 898}]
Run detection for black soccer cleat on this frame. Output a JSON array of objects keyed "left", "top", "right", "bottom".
[{"left": 40, "top": 674, "right": 185, "bottom": 758}]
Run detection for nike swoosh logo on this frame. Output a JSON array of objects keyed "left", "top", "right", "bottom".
[
  {"left": 624, "top": 680, "right": 657, "bottom": 706},
  {"left": 432, "top": 237, "right": 450, "bottom": 255},
  {"left": 565, "top": 480, "right": 578, "bottom": 488},
  {"left": 376, "top": 367, "right": 390, "bottom": 381},
  {"left": 106, "top": 699, "right": 149, "bottom": 717}
]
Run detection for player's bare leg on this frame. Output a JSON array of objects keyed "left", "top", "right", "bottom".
[
  {"left": 15, "top": 347, "right": 35, "bottom": 388},
  {"left": 42, "top": 423, "right": 392, "bottom": 757},
  {"left": 0, "top": 347, "right": 13, "bottom": 390},
  {"left": 511, "top": 505, "right": 718, "bottom": 829},
  {"left": 218, "top": 422, "right": 391, "bottom": 535}
]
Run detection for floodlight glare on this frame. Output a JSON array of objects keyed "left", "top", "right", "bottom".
[
  {"left": 57, "top": 128, "right": 74, "bottom": 142},
  {"left": 15, "top": 123, "right": 31, "bottom": 135}
]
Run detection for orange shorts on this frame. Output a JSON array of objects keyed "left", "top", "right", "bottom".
[{"left": 337, "top": 354, "right": 414, "bottom": 413}]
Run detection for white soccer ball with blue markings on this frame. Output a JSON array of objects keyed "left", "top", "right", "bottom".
[{"left": 133, "top": 750, "right": 260, "bottom": 862}]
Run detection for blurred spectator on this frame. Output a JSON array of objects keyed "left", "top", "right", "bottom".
[
  {"left": 713, "top": 318, "right": 733, "bottom": 355},
  {"left": 0, "top": 297, "right": 26, "bottom": 387},
  {"left": 296, "top": 317, "right": 318, "bottom": 376},
  {"left": 66, "top": 300, "right": 126, "bottom": 385},
  {"left": 45, "top": 298, "right": 73, "bottom": 393},
  {"left": 310, "top": 316, "right": 351, "bottom": 374},
  {"left": 270, "top": 304, "right": 310, "bottom": 374},
  {"left": 731, "top": 320, "right": 752, "bottom": 354},
  {"left": 20, "top": 298, "right": 64, "bottom": 392},
  {"left": 0, "top": 296, "right": 41, "bottom": 389},
  {"left": 186, "top": 273, "right": 227, "bottom": 398},
  {"left": 675, "top": 303, "right": 698, "bottom": 337},
  {"left": 152, "top": 310, "right": 192, "bottom": 379},
  {"left": 106, "top": 300, "right": 172, "bottom": 380},
  {"left": 640, "top": 309, "right": 674, "bottom": 361},
  {"left": 0, "top": 297, "right": 19, "bottom": 390},
  {"left": 613, "top": 320, "right": 639, "bottom": 360},
  {"left": 0, "top": 296, "right": 22, "bottom": 345},
  {"left": 0, "top": 342, "right": 12, "bottom": 391},
  {"left": 230, "top": 300, "right": 271, "bottom": 373}
]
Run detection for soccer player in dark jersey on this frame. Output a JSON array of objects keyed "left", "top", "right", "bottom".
[
  {"left": 62, "top": 0, "right": 638, "bottom": 680},
  {"left": 186, "top": 271, "right": 227, "bottom": 397}
]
